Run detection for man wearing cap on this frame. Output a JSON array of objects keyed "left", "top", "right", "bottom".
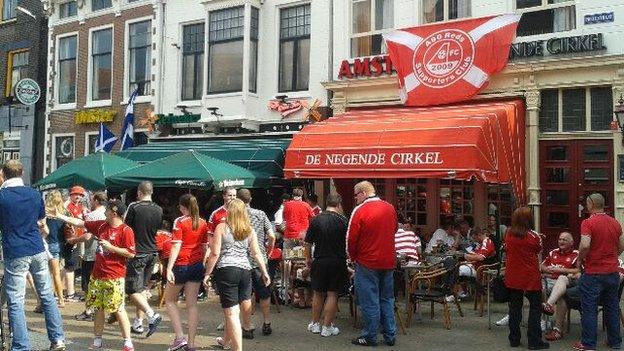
[
  {"left": 65, "top": 185, "right": 88, "bottom": 302},
  {"left": 52, "top": 199, "right": 137, "bottom": 351},
  {"left": 0, "top": 160, "right": 67, "bottom": 351}
]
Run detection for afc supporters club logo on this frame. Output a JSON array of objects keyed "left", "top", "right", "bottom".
[{"left": 414, "top": 29, "right": 475, "bottom": 88}]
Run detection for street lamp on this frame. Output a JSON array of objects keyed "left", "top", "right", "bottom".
[{"left": 614, "top": 94, "right": 624, "bottom": 135}]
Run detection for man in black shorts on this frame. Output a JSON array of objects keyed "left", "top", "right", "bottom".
[
  {"left": 238, "top": 189, "right": 276, "bottom": 338},
  {"left": 304, "top": 194, "right": 348, "bottom": 337},
  {"left": 124, "top": 181, "right": 163, "bottom": 337}
]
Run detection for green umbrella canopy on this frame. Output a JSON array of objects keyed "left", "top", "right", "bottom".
[
  {"left": 34, "top": 152, "right": 139, "bottom": 191},
  {"left": 106, "top": 150, "right": 267, "bottom": 190}
]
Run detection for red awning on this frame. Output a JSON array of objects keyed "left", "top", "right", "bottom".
[{"left": 284, "top": 100, "right": 526, "bottom": 204}]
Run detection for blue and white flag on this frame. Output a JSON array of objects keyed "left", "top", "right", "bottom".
[
  {"left": 120, "top": 89, "right": 139, "bottom": 151},
  {"left": 95, "top": 123, "right": 117, "bottom": 153}
]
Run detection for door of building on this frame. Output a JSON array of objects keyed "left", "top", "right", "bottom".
[{"left": 539, "top": 139, "right": 613, "bottom": 250}]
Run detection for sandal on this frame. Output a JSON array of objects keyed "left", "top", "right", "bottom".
[
  {"left": 215, "top": 337, "right": 231, "bottom": 350},
  {"left": 542, "top": 302, "right": 555, "bottom": 316},
  {"left": 545, "top": 328, "right": 563, "bottom": 341}
]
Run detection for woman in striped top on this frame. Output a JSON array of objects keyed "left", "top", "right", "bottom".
[{"left": 204, "top": 198, "right": 270, "bottom": 351}]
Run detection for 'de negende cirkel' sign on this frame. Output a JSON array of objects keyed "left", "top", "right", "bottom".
[
  {"left": 14, "top": 78, "right": 41, "bottom": 105},
  {"left": 509, "top": 33, "right": 606, "bottom": 60}
]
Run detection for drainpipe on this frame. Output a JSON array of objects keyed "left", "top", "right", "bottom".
[
  {"left": 327, "top": 0, "right": 334, "bottom": 115},
  {"left": 154, "top": 0, "right": 166, "bottom": 116}
]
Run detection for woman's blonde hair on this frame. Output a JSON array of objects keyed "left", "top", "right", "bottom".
[
  {"left": 226, "top": 198, "right": 252, "bottom": 241},
  {"left": 45, "top": 190, "right": 67, "bottom": 216}
]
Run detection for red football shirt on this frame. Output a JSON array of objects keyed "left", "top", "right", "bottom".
[
  {"left": 312, "top": 206, "right": 322, "bottom": 216},
  {"left": 84, "top": 220, "right": 136, "bottom": 280},
  {"left": 172, "top": 216, "right": 209, "bottom": 266},
  {"left": 208, "top": 206, "right": 227, "bottom": 235},
  {"left": 581, "top": 213, "right": 622, "bottom": 274},
  {"left": 283, "top": 200, "right": 314, "bottom": 239},
  {"left": 473, "top": 237, "right": 496, "bottom": 269},
  {"left": 541, "top": 248, "right": 579, "bottom": 279},
  {"left": 504, "top": 230, "right": 542, "bottom": 291},
  {"left": 67, "top": 202, "right": 86, "bottom": 237},
  {"left": 155, "top": 230, "right": 172, "bottom": 260}
]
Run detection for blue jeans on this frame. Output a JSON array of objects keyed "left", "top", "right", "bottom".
[
  {"left": 580, "top": 273, "right": 621, "bottom": 348},
  {"left": 354, "top": 264, "right": 396, "bottom": 343},
  {"left": 4, "top": 251, "right": 65, "bottom": 351}
]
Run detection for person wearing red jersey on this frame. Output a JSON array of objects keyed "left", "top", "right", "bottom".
[
  {"left": 504, "top": 207, "right": 549, "bottom": 350},
  {"left": 165, "top": 195, "right": 209, "bottom": 351},
  {"left": 573, "top": 193, "right": 624, "bottom": 351},
  {"left": 282, "top": 188, "right": 314, "bottom": 297},
  {"left": 155, "top": 220, "right": 173, "bottom": 262},
  {"left": 64, "top": 185, "right": 87, "bottom": 302},
  {"left": 208, "top": 187, "right": 237, "bottom": 236},
  {"left": 540, "top": 232, "right": 579, "bottom": 342},
  {"left": 458, "top": 227, "right": 497, "bottom": 299},
  {"left": 52, "top": 200, "right": 137, "bottom": 351},
  {"left": 394, "top": 217, "right": 421, "bottom": 263},
  {"left": 348, "top": 181, "right": 398, "bottom": 347},
  {"left": 307, "top": 194, "right": 322, "bottom": 217}
]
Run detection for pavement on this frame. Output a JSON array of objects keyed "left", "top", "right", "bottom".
[{"left": 18, "top": 292, "right": 603, "bottom": 351}]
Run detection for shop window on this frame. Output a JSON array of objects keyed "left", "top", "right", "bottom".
[
  {"left": 396, "top": 179, "right": 427, "bottom": 226},
  {"left": 208, "top": 6, "right": 245, "bottom": 94},
  {"left": 487, "top": 184, "right": 513, "bottom": 226},
  {"left": 439, "top": 179, "right": 473, "bottom": 226},
  {"left": 5, "top": 50, "right": 29, "bottom": 97},
  {"left": 53, "top": 135, "right": 74, "bottom": 170},
  {"left": 128, "top": 20, "right": 152, "bottom": 97},
  {"left": 539, "top": 86, "right": 612, "bottom": 133},
  {"left": 59, "top": 1, "right": 77, "bottom": 18},
  {"left": 92, "top": 0, "right": 111, "bottom": 11},
  {"left": 516, "top": 0, "right": 575, "bottom": 37},
  {"left": 279, "top": 4, "right": 311, "bottom": 92},
  {"left": 181, "top": 23, "right": 205, "bottom": 101},
  {"left": 58, "top": 35, "right": 77, "bottom": 104},
  {"left": 90, "top": 28, "right": 112, "bottom": 101},
  {"left": 351, "top": 0, "right": 393, "bottom": 57},
  {"left": 423, "top": 0, "right": 471, "bottom": 24},
  {"left": 1, "top": 0, "right": 16, "bottom": 20}
]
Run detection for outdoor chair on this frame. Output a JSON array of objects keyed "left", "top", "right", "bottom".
[
  {"left": 564, "top": 279, "right": 624, "bottom": 333},
  {"left": 473, "top": 262, "right": 500, "bottom": 317}
]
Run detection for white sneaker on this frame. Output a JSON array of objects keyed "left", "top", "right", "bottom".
[
  {"left": 445, "top": 295, "right": 456, "bottom": 302},
  {"left": 307, "top": 322, "right": 321, "bottom": 334},
  {"left": 458, "top": 291, "right": 469, "bottom": 299},
  {"left": 320, "top": 325, "right": 340, "bottom": 337},
  {"left": 496, "top": 315, "right": 509, "bottom": 326}
]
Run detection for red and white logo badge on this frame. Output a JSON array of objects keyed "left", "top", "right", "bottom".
[{"left": 384, "top": 15, "right": 520, "bottom": 106}]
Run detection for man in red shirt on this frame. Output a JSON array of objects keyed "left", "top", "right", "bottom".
[
  {"left": 208, "top": 187, "right": 237, "bottom": 236},
  {"left": 65, "top": 185, "right": 87, "bottom": 302},
  {"left": 348, "top": 181, "right": 397, "bottom": 347},
  {"left": 282, "top": 188, "right": 313, "bottom": 297},
  {"left": 53, "top": 200, "right": 137, "bottom": 351},
  {"left": 573, "top": 193, "right": 624, "bottom": 351},
  {"left": 457, "top": 228, "right": 497, "bottom": 298},
  {"left": 307, "top": 194, "right": 322, "bottom": 216},
  {"left": 540, "top": 232, "right": 579, "bottom": 341}
]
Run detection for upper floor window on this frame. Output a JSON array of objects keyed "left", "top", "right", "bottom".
[
  {"left": 279, "top": 4, "right": 311, "bottom": 92},
  {"left": 58, "top": 36, "right": 77, "bottom": 104},
  {"left": 128, "top": 20, "right": 151, "bottom": 96},
  {"left": 516, "top": 0, "right": 575, "bottom": 37},
  {"left": 249, "top": 7, "right": 259, "bottom": 93},
  {"left": 92, "top": 0, "right": 112, "bottom": 11},
  {"left": 208, "top": 6, "right": 245, "bottom": 94},
  {"left": 423, "top": 0, "right": 471, "bottom": 23},
  {"left": 59, "top": 1, "right": 77, "bottom": 18},
  {"left": 5, "top": 50, "right": 29, "bottom": 97},
  {"left": 2, "top": 0, "right": 16, "bottom": 21},
  {"left": 351, "top": 0, "right": 393, "bottom": 57},
  {"left": 91, "top": 28, "right": 112, "bottom": 101},
  {"left": 539, "top": 86, "right": 613, "bottom": 133},
  {"left": 181, "top": 23, "right": 205, "bottom": 101}
]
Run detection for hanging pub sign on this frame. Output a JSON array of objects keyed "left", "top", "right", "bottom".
[
  {"left": 75, "top": 109, "right": 116, "bottom": 124},
  {"left": 383, "top": 14, "right": 520, "bottom": 107},
  {"left": 337, "top": 55, "right": 395, "bottom": 79},
  {"left": 509, "top": 33, "right": 607, "bottom": 60},
  {"left": 155, "top": 113, "right": 201, "bottom": 125}
]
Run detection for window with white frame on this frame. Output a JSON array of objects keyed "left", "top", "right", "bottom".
[
  {"left": 92, "top": 0, "right": 111, "bottom": 11},
  {"left": 53, "top": 135, "right": 74, "bottom": 170},
  {"left": 423, "top": 0, "right": 471, "bottom": 23},
  {"left": 128, "top": 20, "right": 151, "bottom": 96},
  {"left": 58, "top": 35, "right": 77, "bottom": 104},
  {"left": 249, "top": 7, "right": 259, "bottom": 93},
  {"left": 59, "top": 1, "right": 77, "bottom": 18},
  {"left": 181, "top": 22, "right": 205, "bottom": 101},
  {"left": 208, "top": 6, "right": 245, "bottom": 94},
  {"left": 539, "top": 86, "right": 613, "bottom": 133},
  {"left": 91, "top": 28, "right": 112, "bottom": 101},
  {"left": 351, "top": 0, "right": 393, "bottom": 57},
  {"left": 85, "top": 132, "right": 98, "bottom": 155},
  {"left": 516, "top": 0, "right": 575, "bottom": 37},
  {"left": 279, "top": 4, "right": 310, "bottom": 92}
]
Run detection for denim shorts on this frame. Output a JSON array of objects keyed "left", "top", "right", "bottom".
[
  {"left": 172, "top": 262, "right": 205, "bottom": 285},
  {"left": 47, "top": 243, "right": 60, "bottom": 260}
]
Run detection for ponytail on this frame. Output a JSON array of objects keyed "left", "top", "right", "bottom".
[{"left": 179, "top": 194, "right": 201, "bottom": 230}]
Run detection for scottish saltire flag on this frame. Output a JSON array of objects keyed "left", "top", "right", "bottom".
[
  {"left": 120, "top": 89, "right": 139, "bottom": 151},
  {"left": 95, "top": 123, "right": 117, "bottom": 153}
]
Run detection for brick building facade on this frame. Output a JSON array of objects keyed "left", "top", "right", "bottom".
[
  {"left": 44, "top": 0, "right": 154, "bottom": 174},
  {"left": 0, "top": 0, "right": 48, "bottom": 184}
]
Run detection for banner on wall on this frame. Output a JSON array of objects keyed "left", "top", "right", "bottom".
[{"left": 383, "top": 14, "right": 520, "bottom": 106}]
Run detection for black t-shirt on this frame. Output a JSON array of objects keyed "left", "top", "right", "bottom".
[
  {"left": 124, "top": 201, "right": 163, "bottom": 254},
  {"left": 305, "top": 211, "right": 348, "bottom": 260}
]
